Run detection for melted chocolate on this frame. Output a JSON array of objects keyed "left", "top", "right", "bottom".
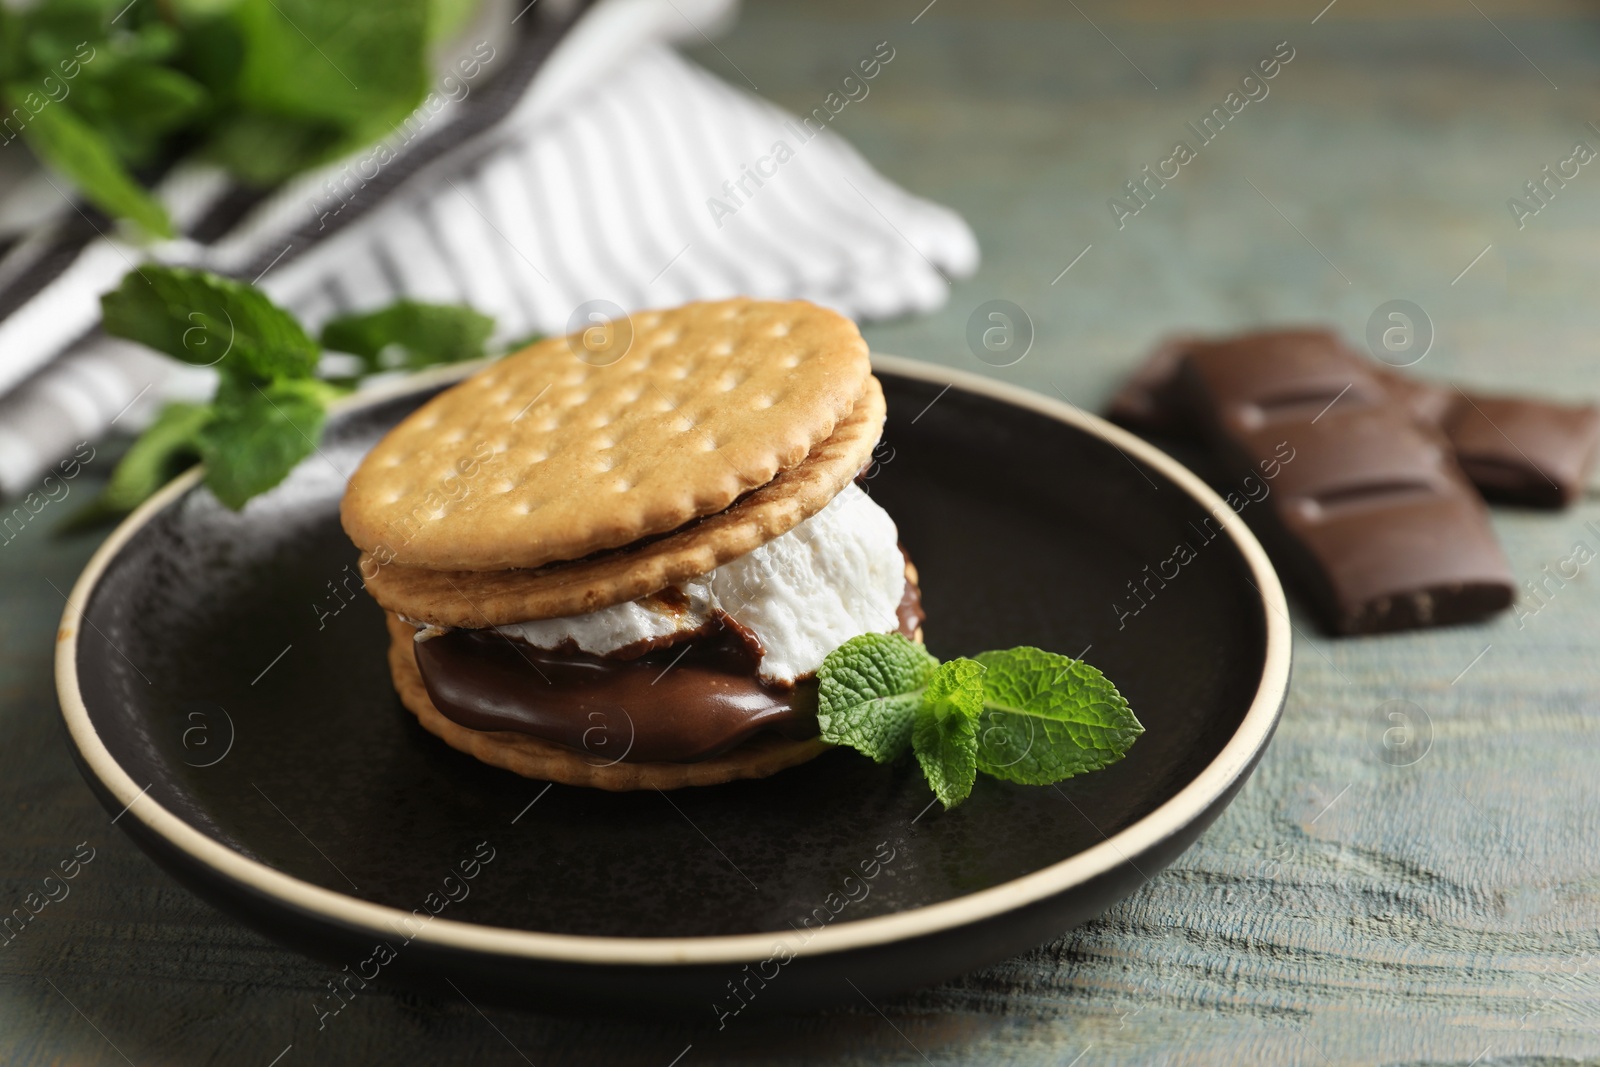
[{"left": 415, "top": 571, "right": 925, "bottom": 765}]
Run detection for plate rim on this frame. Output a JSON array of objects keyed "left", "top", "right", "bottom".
[{"left": 55, "top": 353, "right": 1292, "bottom": 967}]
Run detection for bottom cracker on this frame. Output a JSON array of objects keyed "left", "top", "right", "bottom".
[{"left": 384, "top": 613, "right": 831, "bottom": 790}]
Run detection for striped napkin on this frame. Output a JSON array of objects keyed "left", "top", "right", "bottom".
[{"left": 0, "top": 0, "right": 977, "bottom": 499}]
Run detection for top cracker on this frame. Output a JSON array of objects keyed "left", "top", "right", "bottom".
[{"left": 341, "top": 298, "right": 871, "bottom": 572}]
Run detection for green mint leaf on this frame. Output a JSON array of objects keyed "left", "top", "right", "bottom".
[
  {"left": 972, "top": 647, "right": 1144, "bottom": 786},
  {"left": 197, "top": 377, "right": 331, "bottom": 509},
  {"left": 912, "top": 658, "right": 985, "bottom": 809},
  {"left": 15, "top": 94, "right": 172, "bottom": 237},
  {"left": 319, "top": 300, "right": 495, "bottom": 373},
  {"left": 201, "top": 111, "right": 342, "bottom": 187},
  {"left": 817, "top": 632, "right": 939, "bottom": 763},
  {"left": 74, "top": 63, "right": 207, "bottom": 166},
  {"left": 60, "top": 401, "right": 211, "bottom": 531},
  {"left": 101, "top": 265, "right": 319, "bottom": 381},
  {"left": 234, "top": 0, "right": 428, "bottom": 135}
]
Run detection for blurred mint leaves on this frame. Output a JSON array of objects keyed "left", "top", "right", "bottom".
[
  {"left": 197, "top": 374, "right": 337, "bottom": 509},
  {"left": 319, "top": 300, "right": 495, "bottom": 375},
  {"left": 817, "top": 635, "right": 1144, "bottom": 810},
  {"left": 102, "top": 265, "right": 319, "bottom": 378},
  {"left": 77, "top": 263, "right": 511, "bottom": 521},
  {"left": 0, "top": 0, "right": 468, "bottom": 236}
]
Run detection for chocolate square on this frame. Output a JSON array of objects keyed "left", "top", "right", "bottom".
[{"left": 1443, "top": 394, "right": 1600, "bottom": 508}]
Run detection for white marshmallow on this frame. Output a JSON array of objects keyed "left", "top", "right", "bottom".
[{"left": 489, "top": 483, "right": 907, "bottom": 684}]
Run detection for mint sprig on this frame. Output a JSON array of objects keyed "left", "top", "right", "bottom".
[
  {"left": 1, "top": 0, "right": 454, "bottom": 233},
  {"left": 69, "top": 264, "right": 497, "bottom": 524},
  {"left": 818, "top": 634, "right": 1143, "bottom": 811}
]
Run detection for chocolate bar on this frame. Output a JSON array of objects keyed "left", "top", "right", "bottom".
[
  {"left": 1109, "top": 329, "right": 1599, "bottom": 508},
  {"left": 1177, "top": 337, "right": 1514, "bottom": 634}
]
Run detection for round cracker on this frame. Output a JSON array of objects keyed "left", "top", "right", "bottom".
[
  {"left": 362, "top": 376, "right": 886, "bottom": 628},
  {"left": 342, "top": 298, "right": 870, "bottom": 572},
  {"left": 384, "top": 613, "right": 830, "bottom": 790}
]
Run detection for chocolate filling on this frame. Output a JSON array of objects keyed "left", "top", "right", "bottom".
[{"left": 414, "top": 560, "right": 925, "bottom": 764}]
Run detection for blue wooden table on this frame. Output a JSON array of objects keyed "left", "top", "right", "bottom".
[{"left": 6, "top": 1, "right": 1600, "bottom": 1062}]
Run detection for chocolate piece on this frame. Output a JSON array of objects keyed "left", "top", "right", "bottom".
[
  {"left": 1443, "top": 394, "right": 1600, "bottom": 508},
  {"left": 414, "top": 576, "right": 926, "bottom": 763},
  {"left": 1178, "top": 339, "right": 1514, "bottom": 634},
  {"left": 1105, "top": 335, "right": 1196, "bottom": 435},
  {"left": 1109, "top": 329, "right": 1597, "bottom": 508}
]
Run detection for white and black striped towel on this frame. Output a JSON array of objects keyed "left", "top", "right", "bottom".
[{"left": 0, "top": 0, "right": 977, "bottom": 498}]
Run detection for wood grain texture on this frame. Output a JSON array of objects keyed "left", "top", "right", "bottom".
[{"left": 6, "top": 2, "right": 1600, "bottom": 1063}]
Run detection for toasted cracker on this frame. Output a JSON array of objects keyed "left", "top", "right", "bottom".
[
  {"left": 384, "top": 614, "right": 830, "bottom": 790},
  {"left": 362, "top": 376, "right": 886, "bottom": 628},
  {"left": 342, "top": 299, "right": 870, "bottom": 572}
]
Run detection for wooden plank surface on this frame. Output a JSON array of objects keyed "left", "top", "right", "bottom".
[{"left": 6, "top": 1, "right": 1600, "bottom": 1063}]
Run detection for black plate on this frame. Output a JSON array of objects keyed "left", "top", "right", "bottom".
[{"left": 57, "top": 356, "right": 1290, "bottom": 1013}]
